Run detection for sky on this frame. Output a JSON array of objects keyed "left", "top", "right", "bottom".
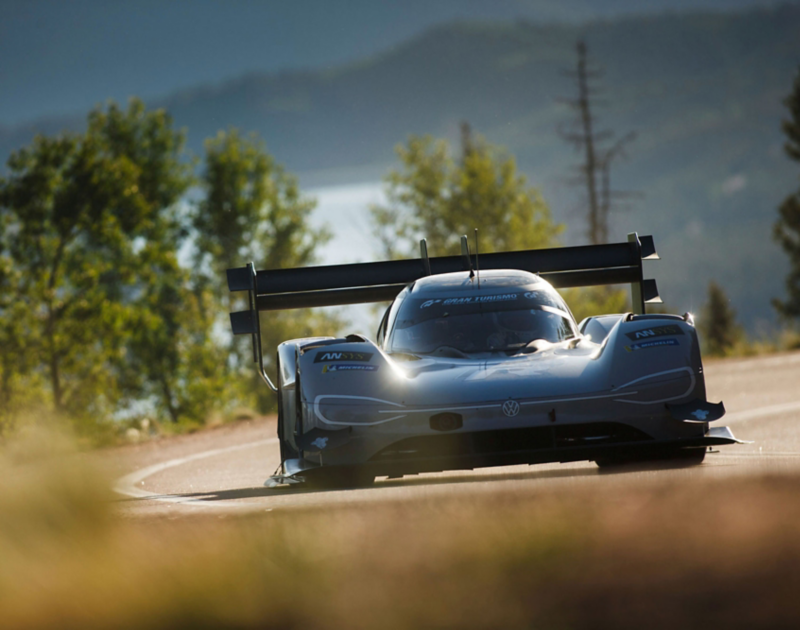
[{"left": 0, "top": 0, "right": 783, "bottom": 126}]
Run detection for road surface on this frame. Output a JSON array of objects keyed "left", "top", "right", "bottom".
[{"left": 112, "top": 351, "right": 800, "bottom": 516}]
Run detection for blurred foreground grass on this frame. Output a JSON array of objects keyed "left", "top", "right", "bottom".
[{"left": 2, "top": 428, "right": 800, "bottom": 629}]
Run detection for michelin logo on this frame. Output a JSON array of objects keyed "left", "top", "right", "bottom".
[
  {"left": 624, "top": 338, "right": 680, "bottom": 352},
  {"left": 322, "top": 364, "right": 379, "bottom": 373}
]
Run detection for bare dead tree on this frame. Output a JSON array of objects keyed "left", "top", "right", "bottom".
[
  {"left": 597, "top": 131, "right": 638, "bottom": 244},
  {"left": 559, "top": 40, "right": 636, "bottom": 244}
]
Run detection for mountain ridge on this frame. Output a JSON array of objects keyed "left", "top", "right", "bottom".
[{"left": 0, "top": 0, "right": 784, "bottom": 123}]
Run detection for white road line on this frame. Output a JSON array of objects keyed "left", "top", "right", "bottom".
[
  {"left": 710, "top": 351, "right": 800, "bottom": 373},
  {"left": 714, "top": 452, "right": 800, "bottom": 458},
  {"left": 114, "top": 398, "right": 800, "bottom": 508},
  {"left": 114, "top": 438, "right": 278, "bottom": 505},
  {"left": 724, "top": 400, "right": 800, "bottom": 424}
]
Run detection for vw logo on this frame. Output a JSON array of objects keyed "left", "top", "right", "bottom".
[{"left": 502, "top": 399, "right": 520, "bottom": 417}]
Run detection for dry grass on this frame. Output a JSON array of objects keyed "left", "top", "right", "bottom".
[{"left": 2, "top": 428, "right": 800, "bottom": 629}]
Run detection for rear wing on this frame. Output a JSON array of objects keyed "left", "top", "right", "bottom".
[{"left": 226, "top": 232, "right": 661, "bottom": 392}]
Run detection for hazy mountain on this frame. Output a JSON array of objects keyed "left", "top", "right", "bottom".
[
  {"left": 1, "top": 3, "right": 798, "bottom": 330},
  {"left": 0, "top": 0, "right": 785, "bottom": 124}
]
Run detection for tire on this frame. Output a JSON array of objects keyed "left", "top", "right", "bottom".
[
  {"left": 304, "top": 468, "right": 375, "bottom": 490},
  {"left": 596, "top": 447, "right": 706, "bottom": 469},
  {"left": 276, "top": 354, "right": 299, "bottom": 462}
]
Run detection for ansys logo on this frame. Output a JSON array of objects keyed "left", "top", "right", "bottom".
[
  {"left": 314, "top": 351, "right": 373, "bottom": 363},
  {"left": 624, "top": 324, "right": 684, "bottom": 341}
]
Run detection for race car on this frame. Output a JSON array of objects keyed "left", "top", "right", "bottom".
[{"left": 227, "top": 233, "right": 741, "bottom": 487}]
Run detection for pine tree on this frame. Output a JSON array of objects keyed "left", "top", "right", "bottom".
[
  {"left": 700, "top": 281, "right": 742, "bottom": 356},
  {"left": 773, "top": 66, "right": 800, "bottom": 321}
]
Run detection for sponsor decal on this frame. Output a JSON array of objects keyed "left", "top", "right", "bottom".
[
  {"left": 502, "top": 399, "right": 520, "bottom": 417},
  {"left": 420, "top": 294, "right": 519, "bottom": 309},
  {"left": 310, "top": 437, "right": 328, "bottom": 449},
  {"left": 524, "top": 291, "right": 540, "bottom": 299},
  {"left": 624, "top": 324, "right": 685, "bottom": 341},
  {"left": 314, "top": 351, "right": 373, "bottom": 363},
  {"left": 624, "top": 338, "right": 680, "bottom": 352},
  {"left": 322, "top": 364, "right": 379, "bottom": 373},
  {"left": 691, "top": 409, "right": 709, "bottom": 421}
]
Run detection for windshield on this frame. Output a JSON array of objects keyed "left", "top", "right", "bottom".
[{"left": 387, "top": 288, "right": 576, "bottom": 355}]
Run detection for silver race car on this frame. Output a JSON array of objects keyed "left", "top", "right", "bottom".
[{"left": 227, "top": 233, "right": 741, "bottom": 487}]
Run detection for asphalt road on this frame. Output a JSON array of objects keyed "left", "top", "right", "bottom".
[{"left": 113, "top": 351, "right": 800, "bottom": 517}]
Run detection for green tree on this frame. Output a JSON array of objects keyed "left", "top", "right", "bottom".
[
  {"left": 194, "top": 130, "right": 335, "bottom": 412},
  {"left": 87, "top": 101, "right": 239, "bottom": 426},
  {"left": 194, "top": 130, "right": 323, "bottom": 298},
  {"left": 123, "top": 268, "right": 233, "bottom": 425},
  {"left": 370, "top": 130, "right": 562, "bottom": 258},
  {"left": 80, "top": 100, "right": 217, "bottom": 426},
  {"left": 0, "top": 132, "right": 144, "bottom": 419},
  {"left": 699, "top": 281, "right": 742, "bottom": 356},
  {"left": 773, "top": 66, "right": 800, "bottom": 322},
  {"left": 0, "top": 207, "right": 43, "bottom": 427},
  {"left": 563, "top": 286, "right": 629, "bottom": 325},
  {"left": 0, "top": 99, "right": 229, "bottom": 430},
  {"left": 370, "top": 129, "right": 632, "bottom": 320}
]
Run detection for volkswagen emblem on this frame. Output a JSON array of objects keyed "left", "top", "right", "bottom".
[{"left": 502, "top": 399, "right": 520, "bottom": 417}]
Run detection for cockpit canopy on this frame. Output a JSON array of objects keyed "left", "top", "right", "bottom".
[{"left": 383, "top": 271, "right": 577, "bottom": 356}]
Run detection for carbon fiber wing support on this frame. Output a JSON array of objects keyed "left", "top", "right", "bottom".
[
  {"left": 227, "top": 262, "right": 278, "bottom": 391},
  {"left": 226, "top": 234, "right": 661, "bottom": 389}
]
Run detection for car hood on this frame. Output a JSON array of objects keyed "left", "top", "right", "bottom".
[{"left": 388, "top": 343, "right": 607, "bottom": 406}]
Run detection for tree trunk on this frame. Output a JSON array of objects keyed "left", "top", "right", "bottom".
[
  {"left": 46, "top": 304, "right": 63, "bottom": 411},
  {"left": 159, "top": 374, "right": 180, "bottom": 423},
  {"left": 576, "top": 41, "right": 601, "bottom": 245}
]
